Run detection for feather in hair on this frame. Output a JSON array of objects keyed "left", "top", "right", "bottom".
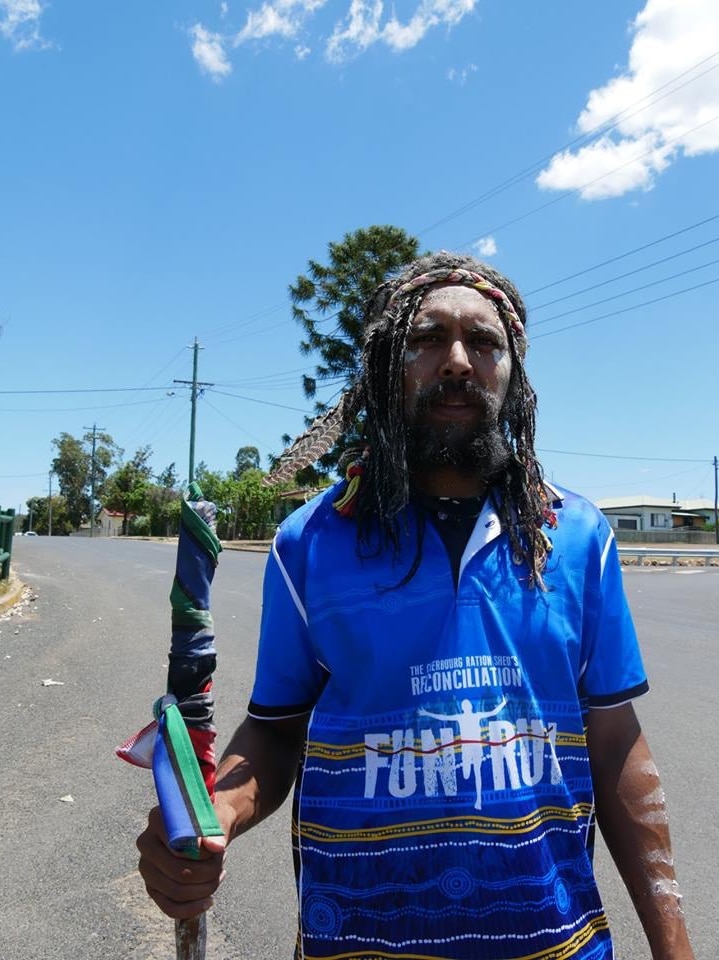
[{"left": 262, "top": 386, "right": 363, "bottom": 487}]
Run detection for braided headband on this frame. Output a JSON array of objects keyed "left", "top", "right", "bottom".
[{"left": 388, "top": 268, "right": 526, "bottom": 343}]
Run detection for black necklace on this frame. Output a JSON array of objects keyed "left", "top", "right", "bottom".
[{"left": 414, "top": 492, "right": 487, "bottom": 523}]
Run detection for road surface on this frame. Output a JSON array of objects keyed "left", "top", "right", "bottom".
[{"left": 1, "top": 537, "right": 715, "bottom": 959}]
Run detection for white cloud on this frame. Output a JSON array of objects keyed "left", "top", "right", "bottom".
[
  {"left": 234, "top": 0, "right": 327, "bottom": 45},
  {"left": 226, "top": 0, "right": 477, "bottom": 63},
  {"left": 447, "top": 62, "right": 477, "bottom": 85},
  {"left": 474, "top": 235, "right": 497, "bottom": 257},
  {"left": 189, "top": 23, "right": 232, "bottom": 81},
  {"left": 294, "top": 43, "right": 311, "bottom": 60},
  {"left": 537, "top": 0, "right": 719, "bottom": 199},
  {"left": 326, "top": 0, "right": 383, "bottom": 62},
  {"left": 220, "top": 1, "right": 229, "bottom": 17},
  {"left": 0, "top": 0, "right": 48, "bottom": 51},
  {"left": 383, "top": 0, "right": 475, "bottom": 53},
  {"left": 235, "top": 3, "right": 298, "bottom": 42}
]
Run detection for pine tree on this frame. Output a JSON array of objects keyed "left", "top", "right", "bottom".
[{"left": 288, "top": 225, "right": 420, "bottom": 477}]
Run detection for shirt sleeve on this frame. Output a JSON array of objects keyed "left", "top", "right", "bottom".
[
  {"left": 248, "top": 528, "right": 327, "bottom": 720},
  {"left": 579, "top": 524, "right": 649, "bottom": 709}
]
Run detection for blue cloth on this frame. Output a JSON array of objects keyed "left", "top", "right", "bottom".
[{"left": 249, "top": 483, "right": 648, "bottom": 960}]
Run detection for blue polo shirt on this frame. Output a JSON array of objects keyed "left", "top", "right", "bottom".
[{"left": 249, "top": 483, "right": 648, "bottom": 960}]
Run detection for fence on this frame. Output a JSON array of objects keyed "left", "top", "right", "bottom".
[
  {"left": 0, "top": 507, "right": 16, "bottom": 581},
  {"left": 615, "top": 528, "right": 716, "bottom": 545},
  {"left": 617, "top": 546, "right": 719, "bottom": 566}
]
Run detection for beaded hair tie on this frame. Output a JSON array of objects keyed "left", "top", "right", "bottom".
[
  {"left": 389, "top": 267, "right": 526, "bottom": 349},
  {"left": 333, "top": 450, "right": 368, "bottom": 518}
]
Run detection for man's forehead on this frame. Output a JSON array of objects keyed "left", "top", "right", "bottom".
[
  {"left": 388, "top": 267, "right": 526, "bottom": 349},
  {"left": 412, "top": 284, "right": 502, "bottom": 320}
]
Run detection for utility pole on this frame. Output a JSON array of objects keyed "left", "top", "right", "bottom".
[
  {"left": 714, "top": 454, "right": 718, "bottom": 545},
  {"left": 48, "top": 471, "right": 53, "bottom": 537},
  {"left": 83, "top": 424, "right": 106, "bottom": 538},
  {"left": 174, "top": 338, "right": 213, "bottom": 484}
]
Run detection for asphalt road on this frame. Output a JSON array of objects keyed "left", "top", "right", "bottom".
[{"left": 1, "top": 537, "right": 716, "bottom": 960}]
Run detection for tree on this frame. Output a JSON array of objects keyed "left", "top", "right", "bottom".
[
  {"left": 24, "top": 495, "right": 73, "bottom": 536},
  {"left": 288, "top": 224, "right": 421, "bottom": 476},
  {"left": 193, "top": 463, "right": 224, "bottom": 505},
  {"left": 148, "top": 462, "right": 182, "bottom": 536},
  {"left": 233, "top": 469, "right": 277, "bottom": 540},
  {"left": 102, "top": 446, "right": 153, "bottom": 535},
  {"left": 156, "top": 462, "right": 180, "bottom": 490},
  {"left": 51, "top": 430, "right": 121, "bottom": 530},
  {"left": 234, "top": 446, "right": 260, "bottom": 478}
]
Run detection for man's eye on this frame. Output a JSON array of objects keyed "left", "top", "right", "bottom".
[{"left": 470, "top": 335, "right": 503, "bottom": 351}]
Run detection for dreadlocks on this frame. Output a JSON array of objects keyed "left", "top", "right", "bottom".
[{"left": 354, "top": 250, "right": 552, "bottom": 590}]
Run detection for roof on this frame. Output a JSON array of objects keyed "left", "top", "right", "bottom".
[
  {"left": 678, "top": 498, "right": 715, "bottom": 511},
  {"left": 594, "top": 496, "right": 676, "bottom": 510}
]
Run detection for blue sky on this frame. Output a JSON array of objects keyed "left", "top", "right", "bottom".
[{"left": 2, "top": 0, "right": 718, "bottom": 514}]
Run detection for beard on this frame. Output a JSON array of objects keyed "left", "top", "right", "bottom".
[{"left": 405, "top": 380, "right": 513, "bottom": 477}]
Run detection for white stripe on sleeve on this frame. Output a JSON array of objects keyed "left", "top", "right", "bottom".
[{"left": 272, "top": 540, "right": 308, "bottom": 626}]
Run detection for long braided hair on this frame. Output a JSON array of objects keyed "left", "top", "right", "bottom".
[{"left": 354, "top": 251, "right": 552, "bottom": 590}]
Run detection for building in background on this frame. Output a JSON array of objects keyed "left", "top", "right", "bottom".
[{"left": 595, "top": 496, "right": 715, "bottom": 538}]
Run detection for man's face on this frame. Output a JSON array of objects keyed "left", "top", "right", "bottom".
[{"left": 403, "top": 284, "right": 513, "bottom": 445}]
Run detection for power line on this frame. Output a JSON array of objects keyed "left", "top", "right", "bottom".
[
  {"left": 418, "top": 51, "right": 719, "bottom": 237},
  {"left": 455, "top": 113, "right": 719, "bottom": 250},
  {"left": 212, "top": 389, "right": 311, "bottom": 414},
  {"left": 0, "top": 386, "right": 171, "bottom": 395},
  {"left": 530, "top": 236, "right": 719, "bottom": 310},
  {"left": 139, "top": 347, "right": 188, "bottom": 387},
  {"left": 537, "top": 447, "right": 708, "bottom": 463},
  {"left": 201, "top": 395, "right": 268, "bottom": 448},
  {"left": 572, "top": 464, "right": 710, "bottom": 490},
  {"left": 525, "top": 212, "right": 719, "bottom": 296},
  {"left": 210, "top": 315, "right": 294, "bottom": 347},
  {"left": 213, "top": 364, "right": 313, "bottom": 386},
  {"left": 0, "top": 398, "right": 172, "bottom": 413},
  {"left": 200, "top": 302, "right": 287, "bottom": 341},
  {"left": 531, "top": 275, "right": 719, "bottom": 340},
  {"left": 0, "top": 471, "right": 49, "bottom": 479},
  {"left": 532, "top": 257, "right": 719, "bottom": 327}
]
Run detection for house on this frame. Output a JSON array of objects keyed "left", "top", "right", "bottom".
[
  {"left": 673, "top": 498, "right": 716, "bottom": 528},
  {"left": 594, "top": 496, "right": 677, "bottom": 533},
  {"left": 98, "top": 508, "right": 130, "bottom": 536},
  {"left": 595, "top": 496, "right": 715, "bottom": 533}
]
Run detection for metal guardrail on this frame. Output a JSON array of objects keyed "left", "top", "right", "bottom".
[{"left": 618, "top": 546, "right": 719, "bottom": 566}]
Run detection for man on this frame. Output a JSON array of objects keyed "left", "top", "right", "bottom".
[{"left": 138, "top": 252, "right": 694, "bottom": 959}]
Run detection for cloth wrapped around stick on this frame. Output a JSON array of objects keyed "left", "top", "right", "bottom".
[{"left": 117, "top": 481, "right": 224, "bottom": 956}]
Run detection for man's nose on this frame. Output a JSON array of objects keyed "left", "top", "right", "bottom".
[{"left": 440, "top": 339, "right": 472, "bottom": 378}]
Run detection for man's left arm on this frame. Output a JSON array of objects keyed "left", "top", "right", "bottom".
[{"left": 587, "top": 703, "right": 694, "bottom": 960}]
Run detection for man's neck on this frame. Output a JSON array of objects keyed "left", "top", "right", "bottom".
[{"left": 411, "top": 468, "right": 488, "bottom": 499}]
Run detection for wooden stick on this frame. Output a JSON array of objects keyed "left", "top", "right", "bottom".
[{"left": 175, "top": 915, "right": 207, "bottom": 959}]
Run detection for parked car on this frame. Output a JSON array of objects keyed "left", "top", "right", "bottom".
[{"left": 24, "top": 531, "right": 38, "bottom": 537}]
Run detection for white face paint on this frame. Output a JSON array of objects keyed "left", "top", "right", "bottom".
[
  {"left": 403, "top": 348, "right": 421, "bottom": 367},
  {"left": 640, "top": 848, "right": 675, "bottom": 869},
  {"left": 636, "top": 777, "right": 669, "bottom": 825},
  {"left": 642, "top": 786, "right": 666, "bottom": 807},
  {"left": 651, "top": 878, "right": 685, "bottom": 916}
]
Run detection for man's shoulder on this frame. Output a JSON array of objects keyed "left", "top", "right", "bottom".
[
  {"left": 276, "top": 482, "right": 347, "bottom": 543},
  {"left": 546, "top": 482, "right": 612, "bottom": 542}
]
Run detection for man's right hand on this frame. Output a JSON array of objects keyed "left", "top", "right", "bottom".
[{"left": 136, "top": 806, "right": 227, "bottom": 919}]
